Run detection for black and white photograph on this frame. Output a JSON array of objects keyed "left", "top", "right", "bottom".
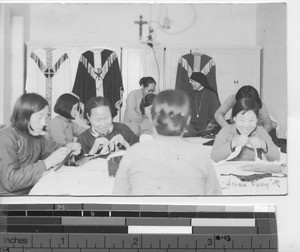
[{"left": 0, "top": 2, "right": 287, "bottom": 196}]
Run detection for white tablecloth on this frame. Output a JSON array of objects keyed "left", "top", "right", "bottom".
[
  {"left": 29, "top": 138, "right": 287, "bottom": 196},
  {"left": 29, "top": 158, "right": 114, "bottom": 196}
]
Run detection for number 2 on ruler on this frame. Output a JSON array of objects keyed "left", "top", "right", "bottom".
[{"left": 132, "top": 237, "right": 138, "bottom": 246}]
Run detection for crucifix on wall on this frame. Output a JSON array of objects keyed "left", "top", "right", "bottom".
[{"left": 134, "top": 15, "right": 148, "bottom": 40}]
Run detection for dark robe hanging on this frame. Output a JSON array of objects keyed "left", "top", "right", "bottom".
[
  {"left": 72, "top": 49, "right": 123, "bottom": 118},
  {"left": 175, "top": 52, "right": 218, "bottom": 94}
]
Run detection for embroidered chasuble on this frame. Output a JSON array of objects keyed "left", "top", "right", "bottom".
[
  {"left": 25, "top": 48, "right": 72, "bottom": 119},
  {"left": 189, "top": 89, "right": 221, "bottom": 131},
  {"left": 175, "top": 52, "right": 218, "bottom": 94},
  {"left": 72, "top": 49, "right": 123, "bottom": 118}
]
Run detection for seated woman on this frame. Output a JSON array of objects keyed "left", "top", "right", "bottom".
[
  {"left": 47, "top": 93, "right": 88, "bottom": 145},
  {"left": 122, "top": 76, "right": 157, "bottom": 135},
  {"left": 0, "top": 93, "right": 81, "bottom": 196},
  {"left": 113, "top": 90, "right": 221, "bottom": 195},
  {"left": 211, "top": 98, "right": 280, "bottom": 163},
  {"left": 77, "top": 96, "right": 139, "bottom": 156},
  {"left": 187, "top": 72, "right": 220, "bottom": 132},
  {"left": 214, "top": 85, "right": 273, "bottom": 133},
  {"left": 138, "top": 93, "right": 156, "bottom": 140}
]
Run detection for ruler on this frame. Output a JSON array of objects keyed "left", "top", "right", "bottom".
[{"left": 0, "top": 204, "right": 277, "bottom": 251}]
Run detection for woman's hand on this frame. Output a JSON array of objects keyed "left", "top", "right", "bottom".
[
  {"left": 89, "top": 137, "right": 110, "bottom": 155},
  {"left": 248, "top": 137, "right": 267, "bottom": 150},
  {"left": 109, "top": 134, "right": 130, "bottom": 151},
  {"left": 231, "top": 134, "right": 249, "bottom": 148},
  {"left": 43, "top": 147, "right": 71, "bottom": 170},
  {"left": 66, "top": 142, "right": 82, "bottom": 156}
]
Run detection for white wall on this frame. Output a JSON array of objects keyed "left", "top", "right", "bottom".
[
  {"left": 28, "top": 3, "right": 256, "bottom": 47},
  {"left": 256, "top": 3, "right": 287, "bottom": 137},
  {"left": 0, "top": 3, "right": 287, "bottom": 133},
  {"left": 26, "top": 3, "right": 286, "bottom": 135},
  {"left": 0, "top": 3, "right": 29, "bottom": 125}
]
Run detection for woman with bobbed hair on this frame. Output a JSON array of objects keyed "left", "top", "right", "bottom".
[
  {"left": 47, "top": 93, "right": 88, "bottom": 145},
  {"left": 122, "top": 76, "right": 157, "bottom": 135},
  {"left": 113, "top": 89, "right": 221, "bottom": 195},
  {"left": 214, "top": 85, "right": 273, "bottom": 133},
  {"left": 211, "top": 98, "right": 280, "bottom": 163},
  {"left": 77, "top": 96, "right": 139, "bottom": 156},
  {"left": 0, "top": 93, "right": 81, "bottom": 196}
]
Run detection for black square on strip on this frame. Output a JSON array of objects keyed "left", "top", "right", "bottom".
[
  {"left": 7, "top": 217, "right": 61, "bottom": 225},
  {"left": 197, "top": 212, "right": 225, "bottom": 218},
  {"left": 52, "top": 211, "right": 82, "bottom": 216},
  {"left": 7, "top": 224, "right": 63, "bottom": 233},
  {"left": 83, "top": 211, "right": 109, "bottom": 217},
  {"left": 111, "top": 211, "right": 140, "bottom": 217},
  {"left": 168, "top": 212, "right": 197, "bottom": 218},
  {"left": 140, "top": 211, "right": 169, "bottom": 217},
  {"left": 27, "top": 210, "right": 53, "bottom": 216},
  {"left": 225, "top": 212, "right": 254, "bottom": 218},
  {"left": 254, "top": 212, "right": 276, "bottom": 218},
  {"left": 63, "top": 225, "right": 128, "bottom": 233},
  {"left": 2, "top": 211, "right": 26, "bottom": 216}
]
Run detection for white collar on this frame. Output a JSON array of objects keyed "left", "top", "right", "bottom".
[{"left": 90, "top": 124, "right": 114, "bottom": 137}]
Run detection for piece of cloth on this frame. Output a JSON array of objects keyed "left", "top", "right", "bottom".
[
  {"left": 77, "top": 122, "right": 139, "bottom": 155},
  {"left": 112, "top": 135, "right": 221, "bottom": 195},
  {"left": 175, "top": 52, "right": 218, "bottom": 93},
  {"left": 214, "top": 94, "right": 273, "bottom": 132},
  {"left": 188, "top": 89, "right": 221, "bottom": 131},
  {"left": 25, "top": 48, "right": 73, "bottom": 119},
  {"left": 47, "top": 115, "right": 87, "bottom": 145},
  {"left": 122, "top": 89, "right": 144, "bottom": 135},
  {"left": 211, "top": 124, "right": 280, "bottom": 163},
  {"left": 72, "top": 49, "right": 123, "bottom": 118},
  {"left": 0, "top": 127, "right": 61, "bottom": 196}
]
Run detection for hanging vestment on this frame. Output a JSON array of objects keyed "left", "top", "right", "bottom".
[
  {"left": 175, "top": 52, "right": 218, "bottom": 94},
  {"left": 72, "top": 49, "right": 123, "bottom": 118},
  {"left": 25, "top": 48, "right": 72, "bottom": 119}
]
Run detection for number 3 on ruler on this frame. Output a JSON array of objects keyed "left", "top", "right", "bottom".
[{"left": 207, "top": 238, "right": 213, "bottom": 246}]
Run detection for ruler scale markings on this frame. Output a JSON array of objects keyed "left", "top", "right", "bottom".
[{"left": 0, "top": 204, "right": 278, "bottom": 251}]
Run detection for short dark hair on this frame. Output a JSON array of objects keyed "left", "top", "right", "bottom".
[
  {"left": 54, "top": 93, "right": 79, "bottom": 120},
  {"left": 139, "top": 76, "right": 157, "bottom": 87},
  {"left": 85, "top": 96, "right": 112, "bottom": 118},
  {"left": 10, "top": 93, "right": 48, "bottom": 133},
  {"left": 232, "top": 98, "right": 260, "bottom": 119},
  {"left": 235, "top": 85, "right": 262, "bottom": 109},
  {"left": 140, "top": 93, "right": 156, "bottom": 116},
  {"left": 151, "top": 90, "right": 191, "bottom": 136}
]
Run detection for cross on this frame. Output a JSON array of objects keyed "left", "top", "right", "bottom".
[
  {"left": 44, "top": 68, "right": 55, "bottom": 78},
  {"left": 134, "top": 15, "right": 148, "bottom": 40}
]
